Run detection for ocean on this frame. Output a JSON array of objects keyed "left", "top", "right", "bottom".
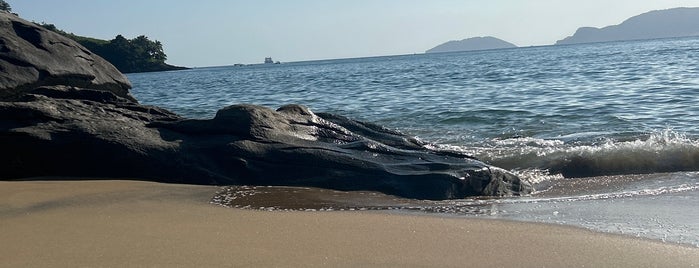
[{"left": 128, "top": 36, "right": 699, "bottom": 247}]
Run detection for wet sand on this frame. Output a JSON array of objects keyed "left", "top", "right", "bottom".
[{"left": 1, "top": 180, "right": 698, "bottom": 267}]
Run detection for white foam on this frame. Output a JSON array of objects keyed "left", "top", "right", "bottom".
[{"left": 467, "top": 129, "right": 699, "bottom": 178}]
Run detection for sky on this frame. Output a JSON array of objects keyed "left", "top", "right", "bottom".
[{"left": 8, "top": 0, "right": 699, "bottom": 67}]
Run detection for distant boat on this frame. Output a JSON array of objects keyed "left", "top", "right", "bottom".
[{"left": 264, "top": 57, "right": 281, "bottom": 64}]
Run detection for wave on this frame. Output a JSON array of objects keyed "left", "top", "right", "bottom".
[
  {"left": 432, "top": 129, "right": 699, "bottom": 179},
  {"left": 445, "top": 182, "right": 699, "bottom": 207}
]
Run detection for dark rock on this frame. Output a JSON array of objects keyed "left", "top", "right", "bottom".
[
  {"left": 0, "top": 94, "right": 530, "bottom": 199},
  {"left": 159, "top": 104, "right": 531, "bottom": 199},
  {"left": 0, "top": 11, "right": 134, "bottom": 102},
  {"left": 0, "top": 88, "right": 181, "bottom": 178}
]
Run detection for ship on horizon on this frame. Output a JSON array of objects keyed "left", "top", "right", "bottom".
[{"left": 264, "top": 57, "right": 281, "bottom": 64}]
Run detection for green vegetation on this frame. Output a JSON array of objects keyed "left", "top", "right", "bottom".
[
  {"left": 39, "top": 23, "right": 186, "bottom": 73},
  {"left": 0, "top": 0, "right": 11, "bottom": 12}
]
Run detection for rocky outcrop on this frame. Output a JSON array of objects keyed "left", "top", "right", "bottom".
[
  {"left": 0, "top": 11, "right": 134, "bottom": 102},
  {"left": 0, "top": 11, "right": 532, "bottom": 199},
  {"left": 0, "top": 91, "right": 530, "bottom": 199}
]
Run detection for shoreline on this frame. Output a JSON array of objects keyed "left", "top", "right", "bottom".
[{"left": 2, "top": 179, "right": 698, "bottom": 267}]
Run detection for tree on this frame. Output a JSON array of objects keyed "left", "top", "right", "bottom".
[
  {"left": 101, "top": 35, "right": 135, "bottom": 72},
  {"left": 39, "top": 23, "right": 59, "bottom": 32},
  {"left": 0, "top": 0, "right": 11, "bottom": 12},
  {"left": 36, "top": 22, "right": 181, "bottom": 73},
  {"left": 131, "top": 35, "right": 167, "bottom": 62}
]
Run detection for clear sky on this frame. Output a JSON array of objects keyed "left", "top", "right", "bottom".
[{"left": 8, "top": 0, "right": 699, "bottom": 67}]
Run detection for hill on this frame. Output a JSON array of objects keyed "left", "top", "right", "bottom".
[
  {"left": 556, "top": 7, "right": 699, "bottom": 45},
  {"left": 39, "top": 23, "right": 187, "bottom": 73},
  {"left": 426, "top": 36, "right": 517, "bottom": 53}
]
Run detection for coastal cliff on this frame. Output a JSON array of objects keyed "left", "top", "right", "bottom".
[{"left": 556, "top": 7, "right": 699, "bottom": 45}]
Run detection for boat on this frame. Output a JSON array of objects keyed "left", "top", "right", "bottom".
[{"left": 264, "top": 57, "right": 281, "bottom": 64}]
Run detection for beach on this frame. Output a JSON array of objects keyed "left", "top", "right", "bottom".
[{"left": 1, "top": 179, "right": 697, "bottom": 267}]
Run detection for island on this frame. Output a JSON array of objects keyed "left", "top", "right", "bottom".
[
  {"left": 556, "top": 7, "right": 699, "bottom": 45},
  {"left": 426, "top": 36, "right": 517, "bottom": 53}
]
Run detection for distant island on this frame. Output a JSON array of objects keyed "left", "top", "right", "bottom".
[
  {"left": 556, "top": 7, "right": 699, "bottom": 45},
  {"left": 39, "top": 23, "right": 187, "bottom": 73},
  {"left": 426, "top": 36, "right": 517, "bottom": 53}
]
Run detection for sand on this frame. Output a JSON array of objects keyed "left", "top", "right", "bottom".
[{"left": 1, "top": 180, "right": 697, "bottom": 267}]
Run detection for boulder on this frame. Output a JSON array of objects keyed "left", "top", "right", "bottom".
[
  {"left": 0, "top": 91, "right": 530, "bottom": 199},
  {"left": 0, "top": 11, "right": 134, "bottom": 102}
]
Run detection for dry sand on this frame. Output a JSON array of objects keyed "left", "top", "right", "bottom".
[{"left": 1, "top": 180, "right": 697, "bottom": 268}]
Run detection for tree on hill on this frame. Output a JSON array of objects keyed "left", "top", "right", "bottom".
[
  {"left": 94, "top": 34, "right": 170, "bottom": 73},
  {"left": 0, "top": 0, "right": 11, "bottom": 12},
  {"left": 38, "top": 22, "right": 185, "bottom": 73}
]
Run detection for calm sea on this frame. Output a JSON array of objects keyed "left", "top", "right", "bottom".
[{"left": 128, "top": 37, "right": 699, "bottom": 247}]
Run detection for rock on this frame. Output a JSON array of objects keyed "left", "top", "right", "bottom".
[
  {"left": 0, "top": 87, "right": 182, "bottom": 179},
  {"left": 0, "top": 92, "right": 531, "bottom": 199},
  {"left": 156, "top": 104, "right": 530, "bottom": 199},
  {"left": 0, "top": 11, "right": 532, "bottom": 199},
  {"left": 0, "top": 11, "right": 134, "bottom": 102}
]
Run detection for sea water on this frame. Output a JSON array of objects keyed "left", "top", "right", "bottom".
[{"left": 128, "top": 36, "right": 699, "bottom": 247}]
